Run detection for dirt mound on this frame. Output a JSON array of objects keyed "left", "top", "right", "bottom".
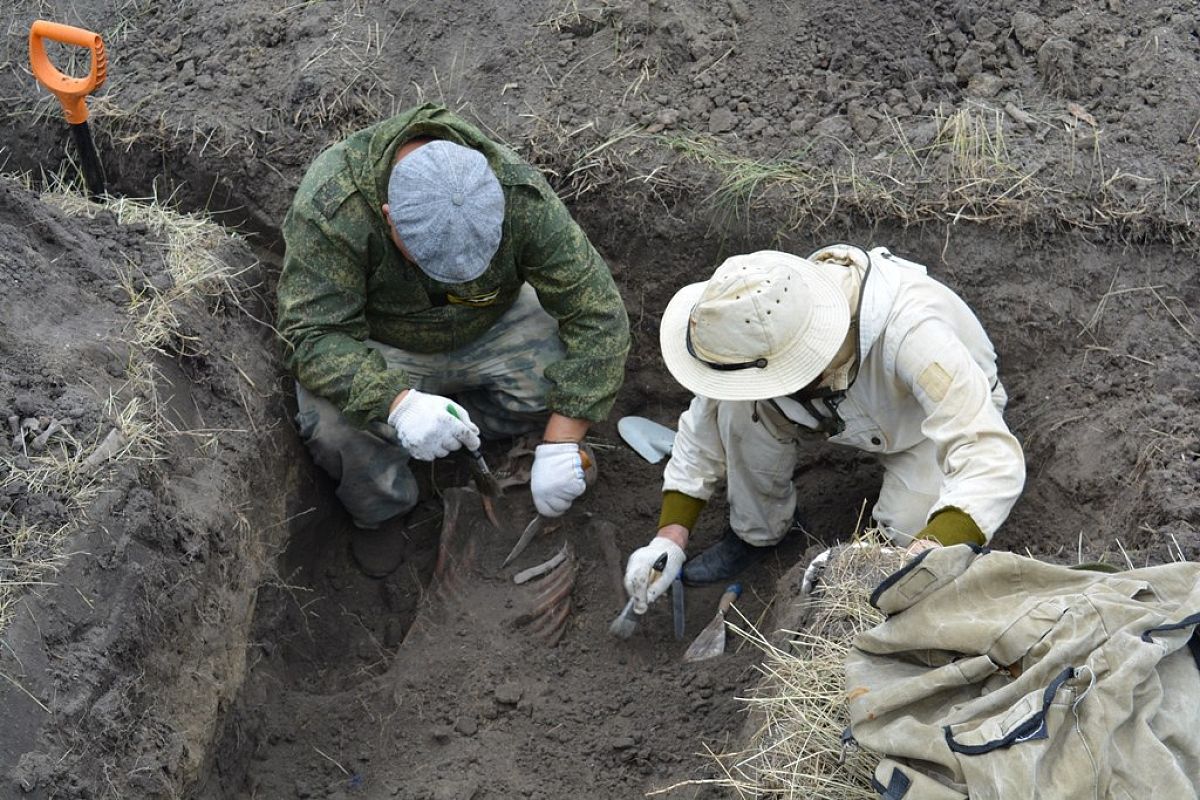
[
  {"left": 0, "top": 0, "right": 1198, "bottom": 798},
  {"left": 0, "top": 179, "right": 284, "bottom": 797},
  {"left": 5, "top": 0, "right": 1199, "bottom": 239}
]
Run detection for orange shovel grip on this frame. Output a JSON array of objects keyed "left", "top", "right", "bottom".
[{"left": 29, "top": 21, "right": 107, "bottom": 125}]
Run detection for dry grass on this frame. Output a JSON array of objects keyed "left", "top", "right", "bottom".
[
  {"left": 289, "top": 2, "right": 409, "bottom": 136},
  {"left": 0, "top": 179, "right": 254, "bottom": 634},
  {"left": 653, "top": 534, "right": 906, "bottom": 799},
  {"left": 660, "top": 104, "right": 1199, "bottom": 248},
  {"left": 522, "top": 114, "right": 649, "bottom": 201}
]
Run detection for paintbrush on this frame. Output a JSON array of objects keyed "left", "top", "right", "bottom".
[{"left": 609, "top": 552, "right": 668, "bottom": 639}]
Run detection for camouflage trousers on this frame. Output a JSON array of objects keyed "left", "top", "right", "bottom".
[{"left": 296, "top": 285, "right": 563, "bottom": 528}]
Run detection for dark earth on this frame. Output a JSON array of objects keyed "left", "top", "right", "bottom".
[{"left": 1, "top": 0, "right": 1198, "bottom": 798}]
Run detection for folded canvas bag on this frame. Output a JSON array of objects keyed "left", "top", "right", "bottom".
[{"left": 845, "top": 545, "right": 1200, "bottom": 799}]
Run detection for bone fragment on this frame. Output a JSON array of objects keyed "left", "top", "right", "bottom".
[
  {"left": 513, "top": 543, "right": 570, "bottom": 585},
  {"left": 1004, "top": 102, "right": 1036, "bottom": 129},
  {"left": 30, "top": 420, "right": 67, "bottom": 452},
  {"left": 83, "top": 428, "right": 128, "bottom": 470},
  {"left": 589, "top": 519, "right": 625, "bottom": 601}
]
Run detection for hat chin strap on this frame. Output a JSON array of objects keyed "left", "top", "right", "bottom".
[{"left": 686, "top": 324, "right": 768, "bottom": 371}]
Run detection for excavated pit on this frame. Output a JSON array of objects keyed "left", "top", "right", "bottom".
[
  {"left": 2, "top": 0, "right": 1199, "bottom": 798},
  {"left": 198, "top": 211, "right": 1200, "bottom": 800},
  {"left": 1, "top": 159, "right": 1198, "bottom": 798}
]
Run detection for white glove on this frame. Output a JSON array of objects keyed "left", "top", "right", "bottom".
[
  {"left": 624, "top": 537, "right": 685, "bottom": 614},
  {"left": 387, "top": 389, "right": 481, "bottom": 461},
  {"left": 530, "top": 442, "right": 587, "bottom": 517}
]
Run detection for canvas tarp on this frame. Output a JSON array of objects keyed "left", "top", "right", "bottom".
[{"left": 844, "top": 544, "right": 1200, "bottom": 799}]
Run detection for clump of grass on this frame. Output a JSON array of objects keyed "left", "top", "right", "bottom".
[
  {"left": 652, "top": 533, "right": 906, "bottom": 799},
  {"left": 660, "top": 104, "right": 1199, "bottom": 247},
  {"left": 662, "top": 111, "right": 1053, "bottom": 235},
  {"left": 46, "top": 186, "right": 252, "bottom": 356}
]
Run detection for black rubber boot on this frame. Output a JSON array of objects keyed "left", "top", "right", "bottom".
[
  {"left": 682, "top": 509, "right": 810, "bottom": 586},
  {"left": 350, "top": 525, "right": 406, "bottom": 578}
]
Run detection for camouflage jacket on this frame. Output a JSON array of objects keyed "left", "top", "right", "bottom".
[{"left": 277, "top": 104, "right": 630, "bottom": 428}]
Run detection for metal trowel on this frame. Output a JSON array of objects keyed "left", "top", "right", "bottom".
[
  {"left": 683, "top": 584, "right": 741, "bottom": 662},
  {"left": 617, "top": 416, "right": 676, "bottom": 464}
]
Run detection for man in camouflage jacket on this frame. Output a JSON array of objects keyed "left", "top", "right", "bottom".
[{"left": 278, "top": 104, "right": 630, "bottom": 575}]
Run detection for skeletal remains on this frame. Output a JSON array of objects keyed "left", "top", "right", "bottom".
[
  {"left": 421, "top": 487, "right": 579, "bottom": 648},
  {"left": 8, "top": 414, "right": 72, "bottom": 454}
]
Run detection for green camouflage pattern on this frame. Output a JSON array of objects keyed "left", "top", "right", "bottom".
[
  {"left": 277, "top": 103, "right": 630, "bottom": 429},
  {"left": 295, "top": 286, "right": 564, "bottom": 527}
]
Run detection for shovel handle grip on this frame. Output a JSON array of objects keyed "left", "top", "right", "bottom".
[{"left": 30, "top": 21, "right": 107, "bottom": 124}]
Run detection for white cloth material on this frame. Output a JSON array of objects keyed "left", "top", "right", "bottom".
[
  {"left": 623, "top": 536, "right": 685, "bottom": 613},
  {"left": 387, "top": 388, "right": 481, "bottom": 461},
  {"left": 658, "top": 251, "right": 851, "bottom": 401},
  {"left": 662, "top": 246, "right": 1025, "bottom": 545},
  {"left": 530, "top": 442, "right": 587, "bottom": 517}
]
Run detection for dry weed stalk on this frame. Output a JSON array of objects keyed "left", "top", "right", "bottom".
[{"left": 656, "top": 534, "right": 905, "bottom": 799}]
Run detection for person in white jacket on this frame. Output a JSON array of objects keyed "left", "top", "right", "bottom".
[{"left": 624, "top": 246, "right": 1026, "bottom": 610}]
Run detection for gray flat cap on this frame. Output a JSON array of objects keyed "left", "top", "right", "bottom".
[{"left": 387, "top": 140, "right": 505, "bottom": 283}]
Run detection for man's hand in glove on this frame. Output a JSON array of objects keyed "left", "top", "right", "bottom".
[
  {"left": 623, "top": 536, "right": 685, "bottom": 614},
  {"left": 531, "top": 442, "right": 588, "bottom": 517},
  {"left": 387, "top": 389, "right": 481, "bottom": 461}
]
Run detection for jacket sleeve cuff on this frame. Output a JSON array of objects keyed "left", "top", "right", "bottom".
[
  {"left": 916, "top": 507, "right": 986, "bottom": 547},
  {"left": 657, "top": 490, "right": 706, "bottom": 532}
]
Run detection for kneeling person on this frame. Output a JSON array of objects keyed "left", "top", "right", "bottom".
[
  {"left": 624, "top": 247, "right": 1025, "bottom": 610},
  {"left": 278, "top": 104, "right": 630, "bottom": 576}
]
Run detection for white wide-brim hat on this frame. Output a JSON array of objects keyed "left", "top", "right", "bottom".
[{"left": 660, "top": 251, "right": 851, "bottom": 401}]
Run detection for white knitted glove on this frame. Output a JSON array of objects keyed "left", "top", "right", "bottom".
[
  {"left": 530, "top": 442, "right": 587, "bottom": 517},
  {"left": 387, "top": 389, "right": 481, "bottom": 461},
  {"left": 624, "top": 537, "right": 685, "bottom": 614}
]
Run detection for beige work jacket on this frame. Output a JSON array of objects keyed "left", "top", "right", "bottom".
[{"left": 663, "top": 246, "right": 1025, "bottom": 539}]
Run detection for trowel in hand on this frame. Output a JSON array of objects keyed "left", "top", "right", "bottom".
[
  {"left": 617, "top": 416, "right": 676, "bottom": 464},
  {"left": 609, "top": 552, "right": 668, "bottom": 639}
]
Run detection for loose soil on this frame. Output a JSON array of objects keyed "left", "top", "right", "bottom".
[{"left": 1, "top": 1, "right": 1198, "bottom": 799}]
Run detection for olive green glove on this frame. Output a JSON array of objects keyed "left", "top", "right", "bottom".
[{"left": 915, "top": 507, "right": 986, "bottom": 547}]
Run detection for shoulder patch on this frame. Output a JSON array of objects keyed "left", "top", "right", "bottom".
[
  {"left": 310, "top": 176, "right": 356, "bottom": 218},
  {"left": 917, "top": 362, "right": 953, "bottom": 402},
  {"left": 495, "top": 161, "right": 542, "bottom": 187}
]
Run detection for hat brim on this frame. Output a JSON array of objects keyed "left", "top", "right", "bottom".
[{"left": 659, "top": 258, "right": 851, "bottom": 401}]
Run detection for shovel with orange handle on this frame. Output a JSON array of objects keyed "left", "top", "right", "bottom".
[{"left": 29, "top": 20, "right": 108, "bottom": 199}]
